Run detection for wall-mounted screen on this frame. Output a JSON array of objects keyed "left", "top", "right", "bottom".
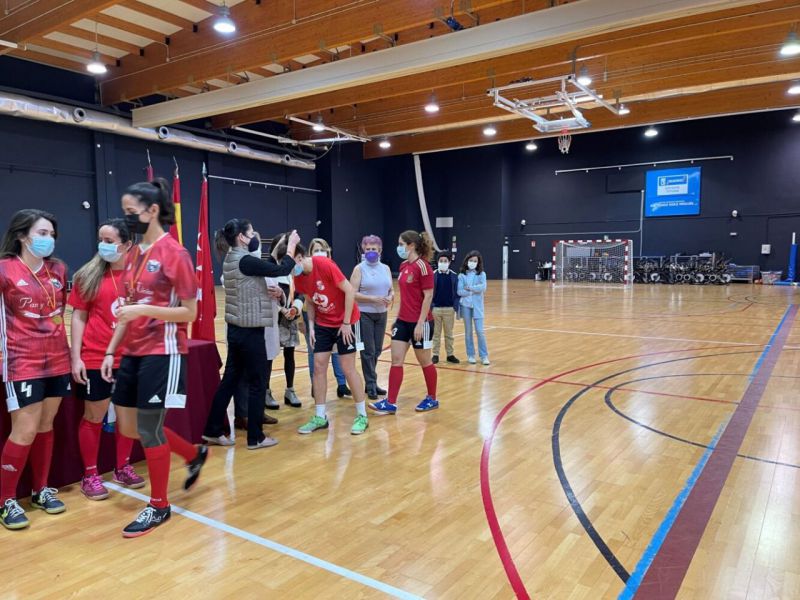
[{"left": 645, "top": 166, "right": 701, "bottom": 217}]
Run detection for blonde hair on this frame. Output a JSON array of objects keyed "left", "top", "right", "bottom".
[
  {"left": 72, "top": 219, "right": 130, "bottom": 302},
  {"left": 308, "top": 237, "right": 332, "bottom": 257}
]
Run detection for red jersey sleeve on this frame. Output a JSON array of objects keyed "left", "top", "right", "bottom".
[
  {"left": 420, "top": 262, "right": 434, "bottom": 290},
  {"left": 162, "top": 248, "right": 198, "bottom": 300},
  {"left": 67, "top": 281, "right": 90, "bottom": 311},
  {"left": 322, "top": 258, "right": 346, "bottom": 287}
]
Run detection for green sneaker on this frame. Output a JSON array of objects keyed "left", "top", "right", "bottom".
[
  {"left": 351, "top": 414, "right": 369, "bottom": 435},
  {"left": 297, "top": 415, "right": 329, "bottom": 435}
]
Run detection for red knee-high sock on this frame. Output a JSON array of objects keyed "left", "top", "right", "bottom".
[
  {"left": 0, "top": 439, "right": 31, "bottom": 502},
  {"left": 143, "top": 444, "right": 170, "bottom": 509},
  {"left": 163, "top": 427, "right": 196, "bottom": 464},
  {"left": 422, "top": 364, "right": 438, "bottom": 400},
  {"left": 388, "top": 366, "right": 404, "bottom": 405},
  {"left": 78, "top": 419, "right": 102, "bottom": 477},
  {"left": 30, "top": 430, "right": 54, "bottom": 492},
  {"left": 115, "top": 429, "right": 134, "bottom": 470}
]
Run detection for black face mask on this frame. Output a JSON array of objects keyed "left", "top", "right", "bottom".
[
  {"left": 247, "top": 235, "right": 260, "bottom": 253},
  {"left": 125, "top": 212, "right": 150, "bottom": 235}
]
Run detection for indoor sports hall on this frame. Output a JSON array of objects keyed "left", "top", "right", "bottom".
[{"left": 1, "top": 1, "right": 799, "bottom": 599}]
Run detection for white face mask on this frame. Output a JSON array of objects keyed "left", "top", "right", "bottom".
[
  {"left": 312, "top": 251, "right": 328, "bottom": 257},
  {"left": 438, "top": 261, "right": 449, "bottom": 272},
  {"left": 468, "top": 261, "right": 478, "bottom": 270}
]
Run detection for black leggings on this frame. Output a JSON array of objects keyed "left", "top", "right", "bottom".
[{"left": 266, "top": 346, "right": 295, "bottom": 389}]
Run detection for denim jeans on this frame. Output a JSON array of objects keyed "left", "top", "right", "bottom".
[{"left": 461, "top": 305, "right": 488, "bottom": 360}]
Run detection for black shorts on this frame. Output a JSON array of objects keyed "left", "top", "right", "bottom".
[
  {"left": 74, "top": 369, "right": 114, "bottom": 402},
  {"left": 391, "top": 319, "right": 434, "bottom": 350},
  {"left": 5, "top": 374, "right": 71, "bottom": 411},
  {"left": 112, "top": 355, "right": 187, "bottom": 410},
  {"left": 313, "top": 324, "right": 361, "bottom": 355}
]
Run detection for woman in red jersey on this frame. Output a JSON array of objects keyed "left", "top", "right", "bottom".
[
  {"left": 0, "top": 209, "right": 70, "bottom": 530},
  {"left": 101, "top": 178, "right": 206, "bottom": 538},
  {"left": 368, "top": 230, "right": 438, "bottom": 415},
  {"left": 70, "top": 218, "right": 145, "bottom": 501}
]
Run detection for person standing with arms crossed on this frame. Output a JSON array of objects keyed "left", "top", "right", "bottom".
[{"left": 431, "top": 251, "right": 460, "bottom": 365}]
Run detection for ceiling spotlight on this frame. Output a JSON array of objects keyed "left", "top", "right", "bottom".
[
  {"left": 789, "top": 83, "right": 800, "bottom": 95},
  {"left": 424, "top": 94, "right": 440, "bottom": 113},
  {"left": 213, "top": 3, "right": 236, "bottom": 34},
  {"left": 86, "top": 51, "right": 107, "bottom": 75},
  {"left": 577, "top": 65, "right": 592, "bottom": 86},
  {"left": 379, "top": 139, "right": 392, "bottom": 149},
  {"left": 780, "top": 30, "right": 800, "bottom": 57},
  {"left": 618, "top": 103, "right": 630, "bottom": 115},
  {"left": 644, "top": 126, "right": 658, "bottom": 138},
  {"left": 793, "top": 112, "right": 800, "bottom": 122},
  {"left": 312, "top": 116, "right": 325, "bottom": 132},
  {"left": 525, "top": 141, "right": 537, "bottom": 151},
  {"left": 483, "top": 125, "right": 497, "bottom": 136}
]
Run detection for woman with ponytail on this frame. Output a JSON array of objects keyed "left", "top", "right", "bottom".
[
  {"left": 70, "top": 219, "right": 144, "bottom": 501},
  {"left": 369, "top": 230, "right": 439, "bottom": 415}
]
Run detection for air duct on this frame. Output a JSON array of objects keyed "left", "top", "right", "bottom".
[{"left": 0, "top": 92, "right": 315, "bottom": 170}]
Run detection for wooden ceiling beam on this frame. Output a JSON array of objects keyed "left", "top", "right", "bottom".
[
  {"left": 120, "top": 1, "right": 196, "bottom": 30},
  {"left": 93, "top": 14, "right": 165, "bottom": 42},
  {"left": 62, "top": 25, "right": 141, "bottom": 56},
  {"left": 6, "top": 47, "right": 89, "bottom": 74},
  {"left": 364, "top": 80, "right": 800, "bottom": 157},
  {"left": 29, "top": 37, "right": 117, "bottom": 65},
  {"left": 0, "top": 1, "right": 119, "bottom": 42}
]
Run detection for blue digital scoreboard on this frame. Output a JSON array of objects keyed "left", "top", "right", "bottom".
[{"left": 645, "top": 166, "right": 701, "bottom": 217}]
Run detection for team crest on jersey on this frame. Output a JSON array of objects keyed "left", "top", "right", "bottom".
[
  {"left": 146, "top": 260, "right": 161, "bottom": 273},
  {"left": 15, "top": 279, "right": 28, "bottom": 287},
  {"left": 406, "top": 272, "right": 414, "bottom": 283},
  {"left": 50, "top": 278, "right": 63, "bottom": 290}
]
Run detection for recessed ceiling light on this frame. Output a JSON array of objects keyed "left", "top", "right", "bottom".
[
  {"left": 86, "top": 51, "right": 107, "bottom": 75},
  {"left": 577, "top": 65, "right": 592, "bottom": 86},
  {"left": 483, "top": 125, "right": 497, "bottom": 136},
  {"left": 781, "top": 30, "right": 800, "bottom": 57},
  {"left": 214, "top": 4, "right": 236, "bottom": 34},
  {"left": 525, "top": 141, "right": 537, "bottom": 151},
  {"left": 644, "top": 126, "right": 658, "bottom": 138},
  {"left": 379, "top": 139, "right": 391, "bottom": 149}
]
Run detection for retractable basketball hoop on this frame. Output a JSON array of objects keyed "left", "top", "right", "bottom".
[{"left": 557, "top": 127, "right": 572, "bottom": 154}]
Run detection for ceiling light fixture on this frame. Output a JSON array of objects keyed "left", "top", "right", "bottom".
[
  {"left": 213, "top": 3, "right": 237, "bottom": 34},
  {"left": 793, "top": 112, "right": 800, "bottom": 123},
  {"left": 644, "top": 126, "right": 658, "bottom": 138},
  {"left": 525, "top": 141, "right": 537, "bottom": 151},
  {"left": 312, "top": 116, "right": 325, "bottom": 132},
  {"left": 483, "top": 125, "right": 497, "bottom": 136},
  {"left": 576, "top": 65, "right": 592, "bottom": 86},
  {"left": 86, "top": 23, "right": 107, "bottom": 75},
  {"left": 780, "top": 29, "right": 800, "bottom": 57},
  {"left": 379, "top": 139, "right": 392, "bottom": 149},
  {"left": 424, "top": 94, "right": 440, "bottom": 113},
  {"left": 618, "top": 103, "right": 630, "bottom": 115},
  {"left": 788, "top": 83, "right": 800, "bottom": 95}
]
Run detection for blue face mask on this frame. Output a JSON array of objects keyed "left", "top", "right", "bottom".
[
  {"left": 396, "top": 245, "right": 408, "bottom": 260},
  {"left": 28, "top": 235, "right": 55, "bottom": 259},
  {"left": 293, "top": 263, "right": 304, "bottom": 277},
  {"left": 98, "top": 241, "right": 122, "bottom": 263},
  {"left": 364, "top": 251, "right": 380, "bottom": 264}
]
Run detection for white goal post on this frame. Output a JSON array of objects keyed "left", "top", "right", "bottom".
[{"left": 552, "top": 239, "right": 633, "bottom": 286}]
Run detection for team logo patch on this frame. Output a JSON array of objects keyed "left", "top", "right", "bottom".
[
  {"left": 15, "top": 279, "right": 28, "bottom": 287},
  {"left": 50, "top": 278, "right": 63, "bottom": 290},
  {"left": 406, "top": 273, "right": 414, "bottom": 283},
  {"left": 146, "top": 260, "right": 161, "bottom": 273}
]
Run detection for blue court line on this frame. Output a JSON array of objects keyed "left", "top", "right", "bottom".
[
  {"left": 618, "top": 304, "right": 793, "bottom": 599},
  {"left": 106, "top": 482, "right": 423, "bottom": 600}
]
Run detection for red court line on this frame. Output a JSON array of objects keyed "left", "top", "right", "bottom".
[{"left": 633, "top": 304, "right": 799, "bottom": 599}]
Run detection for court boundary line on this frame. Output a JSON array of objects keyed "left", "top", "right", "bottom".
[{"left": 105, "top": 483, "right": 424, "bottom": 600}]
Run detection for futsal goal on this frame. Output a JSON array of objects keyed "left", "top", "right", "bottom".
[{"left": 552, "top": 239, "right": 633, "bottom": 286}]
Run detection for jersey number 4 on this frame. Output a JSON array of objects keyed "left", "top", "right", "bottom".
[{"left": 19, "top": 382, "right": 32, "bottom": 398}]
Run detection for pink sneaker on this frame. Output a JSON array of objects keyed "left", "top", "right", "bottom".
[
  {"left": 113, "top": 464, "right": 146, "bottom": 489},
  {"left": 80, "top": 474, "right": 109, "bottom": 501}
]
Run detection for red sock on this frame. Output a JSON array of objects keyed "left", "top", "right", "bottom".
[
  {"left": 164, "top": 427, "right": 196, "bottom": 464},
  {"left": 78, "top": 419, "right": 102, "bottom": 477},
  {"left": 422, "top": 364, "right": 438, "bottom": 400},
  {"left": 0, "top": 439, "right": 31, "bottom": 502},
  {"left": 115, "top": 429, "right": 134, "bottom": 470},
  {"left": 30, "top": 430, "right": 54, "bottom": 492},
  {"left": 143, "top": 444, "right": 170, "bottom": 509},
  {"left": 388, "top": 366, "right": 404, "bottom": 404}
]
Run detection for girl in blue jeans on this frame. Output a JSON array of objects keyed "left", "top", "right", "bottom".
[{"left": 458, "top": 251, "right": 489, "bottom": 365}]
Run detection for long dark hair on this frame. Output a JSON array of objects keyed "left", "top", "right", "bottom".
[
  {"left": 0, "top": 209, "right": 58, "bottom": 258},
  {"left": 123, "top": 177, "right": 175, "bottom": 226},
  {"left": 460, "top": 250, "right": 484, "bottom": 275},
  {"left": 400, "top": 230, "right": 434, "bottom": 261},
  {"left": 214, "top": 218, "right": 252, "bottom": 259},
  {"left": 73, "top": 218, "right": 131, "bottom": 302}
]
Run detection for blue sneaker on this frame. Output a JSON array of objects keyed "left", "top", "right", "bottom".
[
  {"left": 368, "top": 399, "right": 397, "bottom": 415},
  {"left": 415, "top": 396, "right": 439, "bottom": 412}
]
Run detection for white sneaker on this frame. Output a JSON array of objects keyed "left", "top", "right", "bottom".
[
  {"left": 247, "top": 436, "right": 279, "bottom": 450},
  {"left": 481, "top": 358, "right": 491, "bottom": 366},
  {"left": 468, "top": 357, "right": 477, "bottom": 364},
  {"left": 201, "top": 434, "right": 235, "bottom": 447}
]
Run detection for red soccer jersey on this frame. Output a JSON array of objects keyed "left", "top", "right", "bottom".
[
  {"left": 121, "top": 234, "right": 197, "bottom": 356},
  {"left": 398, "top": 258, "right": 434, "bottom": 323},
  {"left": 294, "top": 256, "right": 360, "bottom": 328},
  {"left": 0, "top": 257, "right": 70, "bottom": 382},
  {"left": 68, "top": 269, "right": 125, "bottom": 370}
]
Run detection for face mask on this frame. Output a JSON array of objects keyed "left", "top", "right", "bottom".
[
  {"left": 247, "top": 235, "right": 260, "bottom": 253},
  {"left": 438, "top": 261, "right": 449, "bottom": 273},
  {"left": 98, "top": 241, "right": 122, "bottom": 263},
  {"left": 28, "top": 235, "right": 54, "bottom": 259},
  {"left": 468, "top": 261, "right": 478, "bottom": 270},
  {"left": 124, "top": 212, "right": 150, "bottom": 235},
  {"left": 312, "top": 251, "right": 327, "bottom": 257},
  {"left": 293, "top": 263, "right": 304, "bottom": 277},
  {"left": 364, "top": 251, "right": 379, "bottom": 264},
  {"left": 397, "top": 245, "right": 408, "bottom": 260}
]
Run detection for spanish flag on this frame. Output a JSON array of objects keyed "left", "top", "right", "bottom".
[{"left": 169, "top": 159, "right": 183, "bottom": 245}]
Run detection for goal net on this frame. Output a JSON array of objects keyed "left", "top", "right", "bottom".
[{"left": 552, "top": 239, "right": 632, "bottom": 286}]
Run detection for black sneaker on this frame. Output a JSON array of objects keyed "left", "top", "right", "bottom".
[
  {"left": 367, "top": 391, "right": 378, "bottom": 400},
  {"left": 122, "top": 504, "right": 171, "bottom": 538},
  {"left": 376, "top": 386, "right": 387, "bottom": 396},
  {"left": 446, "top": 355, "right": 461, "bottom": 364},
  {"left": 184, "top": 445, "right": 209, "bottom": 491},
  {"left": 31, "top": 487, "right": 66, "bottom": 514},
  {"left": 1, "top": 498, "right": 29, "bottom": 530},
  {"left": 336, "top": 384, "right": 352, "bottom": 398},
  {"left": 432, "top": 355, "right": 439, "bottom": 364}
]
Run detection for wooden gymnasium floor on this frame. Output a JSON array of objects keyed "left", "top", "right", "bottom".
[{"left": 9, "top": 281, "right": 800, "bottom": 599}]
